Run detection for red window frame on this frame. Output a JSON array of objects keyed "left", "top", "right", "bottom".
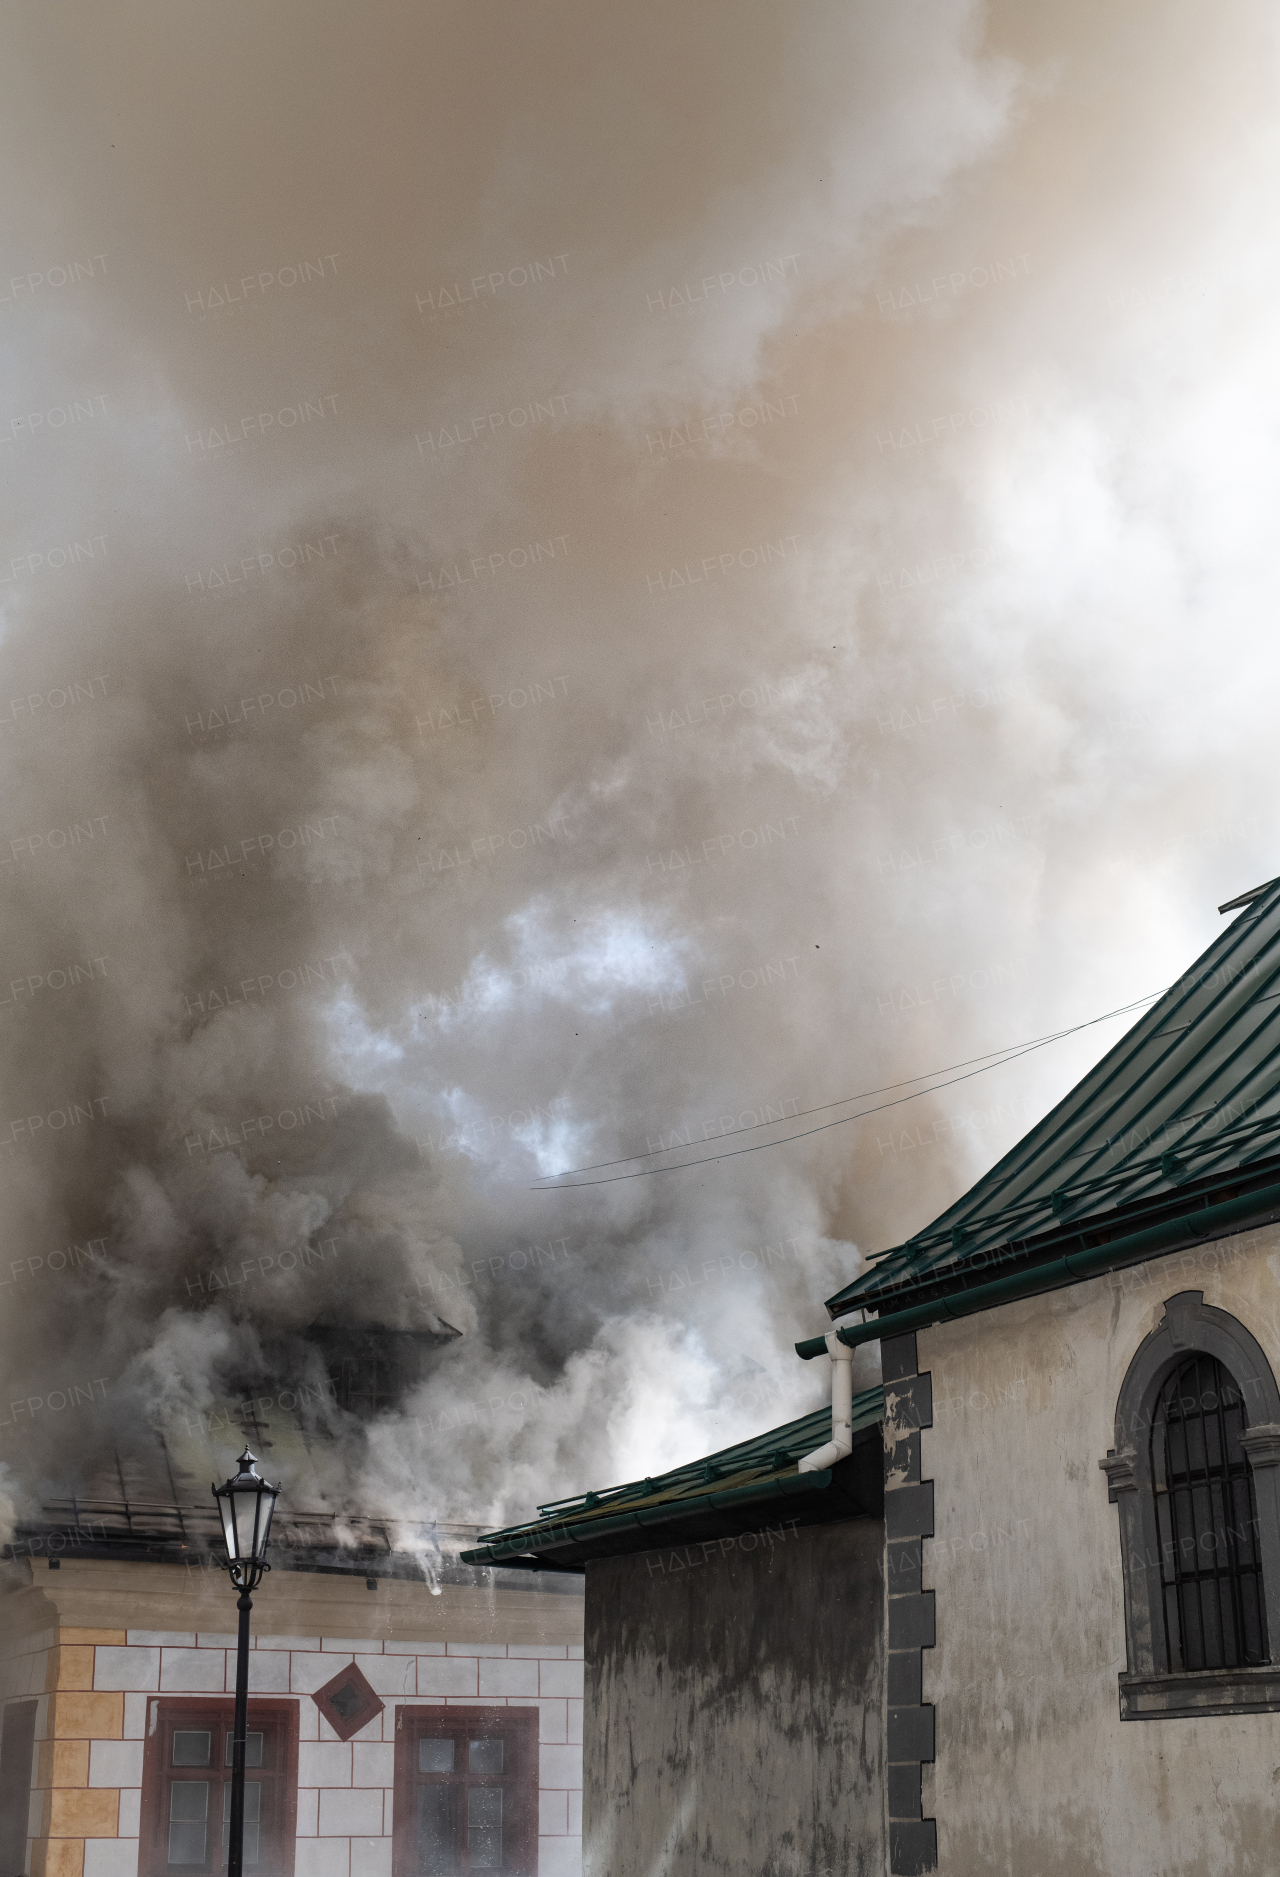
[
  {"left": 138, "top": 1697, "right": 298, "bottom": 1877},
  {"left": 392, "top": 1705, "right": 537, "bottom": 1876},
  {"left": 0, "top": 1699, "right": 37, "bottom": 1875}
]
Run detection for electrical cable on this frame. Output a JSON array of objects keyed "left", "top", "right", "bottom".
[
  {"left": 544, "top": 990, "right": 1165, "bottom": 1178},
  {"left": 531, "top": 988, "right": 1167, "bottom": 1190}
]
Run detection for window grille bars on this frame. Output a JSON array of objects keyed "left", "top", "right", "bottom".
[{"left": 1151, "top": 1352, "right": 1269, "bottom": 1672}]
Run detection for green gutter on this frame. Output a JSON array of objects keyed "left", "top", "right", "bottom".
[
  {"left": 462, "top": 1467, "right": 832, "bottom": 1566},
  {"left": 796, "top": 1177, "right": 1280, "bottom": 1360}
]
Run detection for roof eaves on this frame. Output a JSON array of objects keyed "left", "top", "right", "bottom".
[
  {"left": 460, "top": 1467, "right": 835, "bottom": 1568},
  {"left": 1219, "top": 877, "right": 1280, "bottom": 914},
  {"left": 836, "top": 1119, "right": 1280, "bottom": 1311},
  {"left": 462, "top": 1387, "right": 886, "bottom": 1565},
  {"left": 824, "top": 1153, "right": 1280, "bottom": 1325}
]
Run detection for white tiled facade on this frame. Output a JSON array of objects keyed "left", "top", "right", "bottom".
[
  {"left": 0, "top": 1567, "right": 584, "bottom": 1877},
  {"left": 92, "top": 1629, "right": 584, "bottom": 1877}
]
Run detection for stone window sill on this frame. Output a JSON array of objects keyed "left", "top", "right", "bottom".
[{"left": 1119, "top": 1665, "right": 1280, "bottom": 1720}]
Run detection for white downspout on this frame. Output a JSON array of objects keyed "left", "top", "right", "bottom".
[{"left": 797, "top": 1330, "right": 856, "bottom": 1472}]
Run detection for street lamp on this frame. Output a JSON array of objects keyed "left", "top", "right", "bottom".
[{"left": 213, "top": 1448, "right": 280, "bottom": 1877}]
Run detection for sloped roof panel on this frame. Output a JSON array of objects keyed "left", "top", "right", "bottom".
[{"left": 829, "top": 877, "right": 1280, "bottom": 1317}]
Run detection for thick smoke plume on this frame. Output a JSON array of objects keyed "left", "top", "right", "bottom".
[{"left": 2, "top": 0, "right": 1279, "bottom": 1537}]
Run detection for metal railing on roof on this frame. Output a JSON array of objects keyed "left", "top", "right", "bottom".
[{"left": 12, "top": 1495, "right": 440, "bottom": 1558}]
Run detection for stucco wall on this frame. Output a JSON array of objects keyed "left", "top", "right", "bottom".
[
  {"left": 582, "top": 1516, "right": 885, "bottom": 1877},
  {"left": 911, "top": 1219, "right": 1280, "bottom": 1876}
]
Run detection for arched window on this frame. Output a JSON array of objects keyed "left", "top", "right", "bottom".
[
  {"left": 1101, "top": 1291, "right": 1280, "bottom": 1719},
  {"left": 1150, "top": 1352, "right": 1267, "bottom": 1672}
]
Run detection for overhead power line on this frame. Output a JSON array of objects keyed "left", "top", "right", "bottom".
[{"left": 531, "top": 989, "right": 1166, "bottom": 1190}]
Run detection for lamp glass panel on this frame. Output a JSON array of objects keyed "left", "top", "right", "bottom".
[
  {"left": 217, "top": 1496, "right": 238, "bottom": 1560},
  {"left": 255, "top": 1490, "right": 276, "bottom": 1558},
  {"left": 231, "top": 1489, "right": 260, "bottom": 1561}
]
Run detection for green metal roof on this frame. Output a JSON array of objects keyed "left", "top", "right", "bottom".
[
  {"left": 460, "top": 1384, "right": 885, "bottom": 1569},
  {"left": 828, "top": 875, "right": 1280, "bottom": 1319}
]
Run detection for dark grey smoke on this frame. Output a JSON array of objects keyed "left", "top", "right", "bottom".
[{"left": 1, "top": 0, "right": 1276, "bottom": 1536}]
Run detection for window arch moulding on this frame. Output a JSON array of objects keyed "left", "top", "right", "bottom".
[{"left": 1102, "top": 1290, "right": 1280, "bottom": 1719}]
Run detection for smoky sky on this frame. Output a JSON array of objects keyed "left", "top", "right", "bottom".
[{"left": 2, "top": 0, "right": 1279, "bottom": 1534}]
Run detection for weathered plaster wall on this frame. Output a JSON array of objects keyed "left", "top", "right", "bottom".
[
  {"left": 913, "top": 1221, "right": 1280, "bottom": 1876},
  {"left": 582, "top": 1517, "right": 885, "bottom": 1877}
]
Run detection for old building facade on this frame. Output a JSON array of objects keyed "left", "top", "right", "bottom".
[
  {"left": 0, "top": 1552, "right": 583, "bottom": 1877},
  {"left": 0, "top": 1386, "right": 585, "bottom": 1877},
  {"left": 894, "top": 1228, "right": 1280, "bottom": 1873},
  {"left": 467, "top": 876, "right": 1280, "bottom": 1875}
]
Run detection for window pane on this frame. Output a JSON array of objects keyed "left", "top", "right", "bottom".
[
  {"left": 224, "top": 1732, "right": 264, "bottom": 1768},
  {"left": 222, "top": 1781, "right": 261, "bottom": 1864},
  {"left": 1183, "top": 1415, "right": 1207, "bottom": 1475},
  {"left": 1166, "top": 1421, "right": 1189, "bottom": 1478},
  {"left": 1203, "top": 1407, "right": 1223, "bottom": 1470},
  {"left": 1230, "top": 1478, "right": 1260, "bottom": 1563},
  {"left": 467, "top": 1786, "right": 502, "bottom": 1869},
  {"left": 169, "top": 1822, "right": 208, "bottom": 1865},
  {"left": 1178, "top": 1578, "right": 1205, "bottom": 1669},
  {"left": 417, "top": 1783, "right": 457, "bottom": 1872},
  {"left": 468, "top": 1737, "right": 504, "bottom": 1775},
  {"left": 419, "top": 1738, "right": 455, "bottom": 1774},
  {"left": 1219, "top": 1577, "right": 1242, "bottom": 1670},
  {"left": 1200, "top": 1578, "right": 1225, "bottom": 1668},
  {"left": 1241, "top": 1572, "right": 1266, "bottom": 1663},
  {"left": 1171, "top": 1486, "right": 1195, "bottom": 1558},
  {"left": 172, "top": 1732, "right": 211, "bottom": 1767},
  {"left": 1154, "top": 1492, "right": 1173, "bottom": 1569},
  {"left": 1190, "top": 1482, "right": 1214, "bottom": 1551},
  {"left": 1207, "top": 1479, "right": 1226, "bottom": 1551},
  {"left": 1163, "top": 1584, "right": 1181, "bottom": 1671},
  {"left": 168, "top": 1781, "right": 208, "bottom": 1864}
]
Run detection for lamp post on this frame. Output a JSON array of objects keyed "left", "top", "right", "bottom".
[{"left": 212, "top": 1448, "right": 280, "bottom": 1877}]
